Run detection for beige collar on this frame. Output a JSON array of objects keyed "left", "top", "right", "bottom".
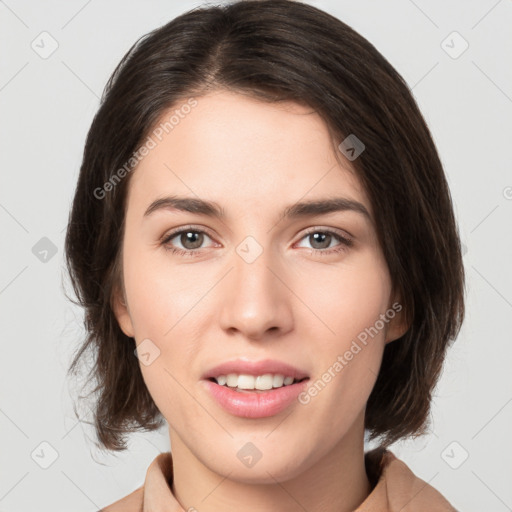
[{"left": 103, "top": 448, "right": 457, "bottom": 511}]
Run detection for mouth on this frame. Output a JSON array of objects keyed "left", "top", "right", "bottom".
[
  {"left": 202, "top": 374, "right": 310, "bottom": 418},
  {"left": 201, "top": 358, "right": 310, "bottom": 417}
]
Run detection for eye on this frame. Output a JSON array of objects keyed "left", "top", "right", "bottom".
[
  {"left": 295, "top": 228, "right": 353, "bottom": 256},
  {"left": 160, "top": 226, "right": 216, "bottom": 257},
  {"left": 160, "top": 226, "right": 353, "bottom": 257}
]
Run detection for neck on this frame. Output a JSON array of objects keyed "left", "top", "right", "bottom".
[{"left": 169, "top": 412, "right": 371, "bottom": 512}]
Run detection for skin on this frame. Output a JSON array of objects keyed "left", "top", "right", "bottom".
[{"left": 113, "top": 90, "right": 408, "bottom": 512}]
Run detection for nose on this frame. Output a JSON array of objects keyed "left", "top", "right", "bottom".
[{"left": 218, "top": 245, "right": 294, "bottom": 341}]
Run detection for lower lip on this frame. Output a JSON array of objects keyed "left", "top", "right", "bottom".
[{"left": 202, "top": 379, "right": 309, "bottom": 418}]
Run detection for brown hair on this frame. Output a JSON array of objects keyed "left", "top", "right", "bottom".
[{"left": 64, "top": 0, "right": 465, "bottom": 451}]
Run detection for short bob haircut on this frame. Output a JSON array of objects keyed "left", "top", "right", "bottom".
[{"left": 64, "top": 0, "right": 465, "bottom": 452}]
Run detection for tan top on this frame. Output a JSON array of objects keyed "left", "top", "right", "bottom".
[{"left": 99, "top": 447, "right": 458, "bottom": 511}]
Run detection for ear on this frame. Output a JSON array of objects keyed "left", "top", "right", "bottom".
[
  {"left": 111, "top": 283, "right": 135, "bottom": 338},
  {"left": 384, "top": 296, "right": 410, "bottom": 344}
]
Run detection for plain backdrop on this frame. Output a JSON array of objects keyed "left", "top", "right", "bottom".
[{"left": 1, "top": 1, "right": 511, "bottom": 511}]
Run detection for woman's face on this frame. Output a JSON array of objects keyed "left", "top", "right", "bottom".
[{"left": 114, "top": 90, "right": 405, "bottom": 482}]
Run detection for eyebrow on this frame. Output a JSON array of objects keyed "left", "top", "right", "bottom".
[{"left": 143, "top": 195, "right": 371, "bottom": 222}]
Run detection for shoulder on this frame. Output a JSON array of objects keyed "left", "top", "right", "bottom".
[
  {"left": 361, "top": 448, "right": 458, "bottom": 511},
  {"left": 99, "top": 485, "right": 144, "bottom": 512},
  {"left": 388, "top": 456, "right": 457, "bottom": 510},
  {"left": 97, "top": 451, "right": 175, "bottom": 512}
]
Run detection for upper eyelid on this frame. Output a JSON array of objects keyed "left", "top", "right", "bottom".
[
  {"left": 299, "top": 226, "right": 353, "bottom": 242},
  {"left": 161, "top": 225, "right": 217, "bottom": 242}
]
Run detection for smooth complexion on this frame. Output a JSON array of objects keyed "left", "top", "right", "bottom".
[{"left": 113, "top": 90, "right": 408, "bottom": 512}]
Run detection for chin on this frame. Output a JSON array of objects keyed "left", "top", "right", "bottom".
[{"left": 205, "top": 441, "right": 313, "bottom": 484}]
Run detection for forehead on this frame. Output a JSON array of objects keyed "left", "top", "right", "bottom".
[{"left": 126, "top": 90, "right": 372, "bottom": 219}]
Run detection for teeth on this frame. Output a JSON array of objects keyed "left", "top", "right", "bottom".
[{"left": 214, "top": 373, "right": 299, "bottom": 390}]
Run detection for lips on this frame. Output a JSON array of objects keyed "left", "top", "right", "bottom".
[{"left": 202, "top": 358, "right": 309, "bottom": 381}]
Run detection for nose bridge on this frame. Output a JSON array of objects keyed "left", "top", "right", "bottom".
[{"left": 218, "top": 235, "right": 293, "bottom": 339}]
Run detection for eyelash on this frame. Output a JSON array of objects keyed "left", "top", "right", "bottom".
[{"left": 160, "top": 225, "right": 353, "bottom": 258}]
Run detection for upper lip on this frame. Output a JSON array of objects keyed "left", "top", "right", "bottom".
[{"left": 202, "top": 358, "right": 309, "bottom": 381}]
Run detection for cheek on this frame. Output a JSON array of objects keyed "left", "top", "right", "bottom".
[
  {"left": 295, "top": 251, "right": 392, "bottom": 347},
  {"left": 122, "top": 241, "right": 206, "bottom": 397},
  {"left": 293, "top": 252, "right": 391, "bottom": 411},
  {"left": 122, "top": 239, "right": 194, "bottom": 337}
]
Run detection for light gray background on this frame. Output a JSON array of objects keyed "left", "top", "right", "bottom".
[{"left": 1, "top": 1, "right": 511, "bottom": 511}]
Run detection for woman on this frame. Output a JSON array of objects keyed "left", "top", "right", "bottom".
[{"left": 64, "top": 1, "right": 465, "bottom": 510}]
